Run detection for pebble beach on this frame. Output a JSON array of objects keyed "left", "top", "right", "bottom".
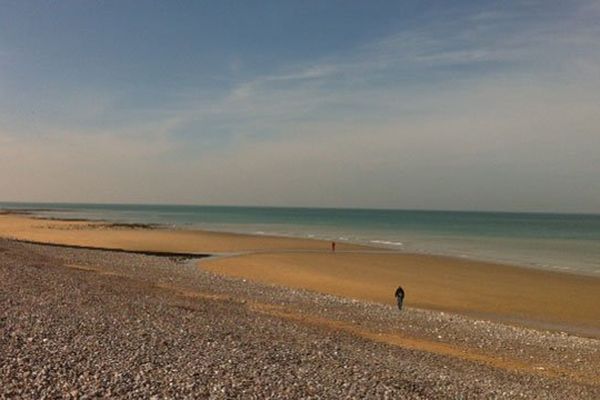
[{"left": 1, "top": 238, "right": 599, "bottom": 399}]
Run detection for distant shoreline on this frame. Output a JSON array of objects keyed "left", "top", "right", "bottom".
[
  {"left": 1, "top": 205, "right": 599, "bottom": 278},
  {"left": 2, "top": 201, "right": 599, "bottom": 216}
]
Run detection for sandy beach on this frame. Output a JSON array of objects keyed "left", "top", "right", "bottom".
[
  {"left": 1, "top": 213, "right": 599, "bottom": 338},
  {"left": 0, "top": 213, "right": 365, "bottom": 253},
  {"left": 203, "top": 252, "right": 600, "bottom": 338}
]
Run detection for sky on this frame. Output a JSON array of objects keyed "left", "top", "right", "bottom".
[{"left": 0, "top": 1, "right": 599, "bottom": 213}]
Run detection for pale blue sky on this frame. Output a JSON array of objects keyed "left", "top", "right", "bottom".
[{"left": 1, "top": 1, "right": 599, "bottom": 212}]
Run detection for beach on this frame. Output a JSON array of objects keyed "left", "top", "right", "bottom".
[
  {"left": 0, "top": 213, "right": 365, "bottom": 253},
  {"left": 203, "top": 252, "right": 600, "bottom": 337},
  {"left": 1, "top": 213, "right": 599, "bottom": 338},
  {"left": 1, "top": 213, "right": 600, "bottom": 398}
]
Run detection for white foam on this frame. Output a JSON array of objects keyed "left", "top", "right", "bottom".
[{"left": 370, "top": 240, "right": 403, "bottom": 246}]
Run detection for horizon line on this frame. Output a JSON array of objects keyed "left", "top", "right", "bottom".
[{"left": 1, "top": 200, "right": 599, "bottom": 217}]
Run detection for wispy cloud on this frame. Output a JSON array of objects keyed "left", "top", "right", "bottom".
[{"left": 163, "top": 4, "right": 600, "bottom": 146}]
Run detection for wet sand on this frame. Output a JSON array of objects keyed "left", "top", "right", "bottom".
[
  {"left": 1, "top": 213, "right": 599, "bottom": 338},
  {"left": 0, "top": 214, "right": 364, "bottom": 253},
  {"left": 202, "top": 252, "right": 600, "bottom": 338}
]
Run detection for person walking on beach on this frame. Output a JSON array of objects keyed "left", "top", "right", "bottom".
[
  {"left": 395, "top": 286, "right": 405, "bottom": 310},
  {"left": 331, "top": 241, "right": 336, "bottom": 252}
]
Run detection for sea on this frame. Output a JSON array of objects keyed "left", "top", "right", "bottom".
[{"left": 1, "top": 202, "right": 599, "bottom": 277}]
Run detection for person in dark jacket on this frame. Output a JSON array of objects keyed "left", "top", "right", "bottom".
[{"left": 394, "top": 286, "right": 405, "bottom": 310}]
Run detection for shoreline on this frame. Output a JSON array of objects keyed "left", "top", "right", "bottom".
[
  {"left": 4, "top": 210, "right": 597, "bottom": 278},
  {"left": 1, "top": 213, "right": 599, "bottom": 339},
  {"left": 3, "top": 208, "right": 598, "bottom": 278}
]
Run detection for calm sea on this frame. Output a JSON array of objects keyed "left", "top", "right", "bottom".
[{"left": 1, "top": 202, "right": 599, "bottom": 276}]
